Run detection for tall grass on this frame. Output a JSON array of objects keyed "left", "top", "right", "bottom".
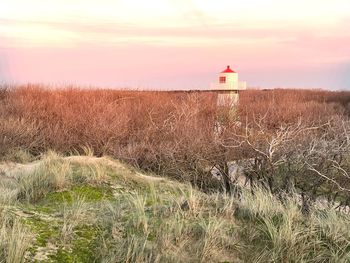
[
  {"left": 97, "top": 180, "right": 350, "bottom": 262},
  {"left": 99, "top": 184, "right": 238, "bottom": 262},
  {"left": 0, "top": 214, "right": 31, "bottom": 263},
  {"left": 4, "top": 220, "right": 31, "bottom": 263},
  {"left": 16, "top": 152, "right": 71, "bottom": 202},
  {"left": 236, "top": 187, "right": 350, "bottom": 262},
  {"left": 0, "top": 179, "right": 18, "bottom": 205},
  {"left": 0, "top": 152, "right": 123, "bottom": 261},
  {"left": 61, "top": 195, "right": 89, "bottom": 243}
]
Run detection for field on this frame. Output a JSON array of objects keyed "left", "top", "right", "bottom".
[{"left": 0, "top": 85, "right": 350, "bottom": 262}]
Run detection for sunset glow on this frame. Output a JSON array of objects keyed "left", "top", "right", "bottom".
[{"left": 1, "top": 0, "right": 350, "bottom": 89}]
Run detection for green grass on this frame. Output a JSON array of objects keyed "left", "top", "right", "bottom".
[{"left": 0, "top": 152, "right": 350, "bottom": 262}]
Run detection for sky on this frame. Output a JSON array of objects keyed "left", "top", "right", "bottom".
[{"left": 0, "top": 0, "right": 350, "bottom": 90}]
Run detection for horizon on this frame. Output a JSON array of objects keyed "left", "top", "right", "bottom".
[{"left": 1, "top": 0, "right": 350, "bottom": 90}]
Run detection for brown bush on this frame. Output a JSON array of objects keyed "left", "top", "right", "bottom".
[
  {"left": 238, "top": 89, "right": 350, "bottom": 129},
  {"left": 0, "top": 85, "right": 349, "bottom": 193}
]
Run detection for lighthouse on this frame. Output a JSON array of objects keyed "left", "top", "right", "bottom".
[{"left": 211, "top": 65, "right": 246, "bottom": 107}]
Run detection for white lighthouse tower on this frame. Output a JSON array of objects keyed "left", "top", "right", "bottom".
[{"left": 211, "top": 65, "right": 246, "bottom": 107}]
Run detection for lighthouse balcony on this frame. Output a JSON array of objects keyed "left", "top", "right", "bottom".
[{"left": 210, "top": 81, "right": 246, "bottom": 91}]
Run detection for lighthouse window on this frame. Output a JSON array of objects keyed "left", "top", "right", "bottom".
[{"left": 219, "top": 76, "right": 226, "bottom": 83}]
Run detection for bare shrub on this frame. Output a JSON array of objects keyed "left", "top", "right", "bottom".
[
  {"left": 0, "top": 85, "right": 349, "bottom": 196},
  {"left": 238, "top": 89, "right": 350, "bottom": 128},
  {"left": 219, "top": 116, "right": 350, "bottom": 212}
]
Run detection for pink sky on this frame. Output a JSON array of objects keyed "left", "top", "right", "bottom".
[{"left": 1, "top": 0, "right": 350, "bottom": 90}]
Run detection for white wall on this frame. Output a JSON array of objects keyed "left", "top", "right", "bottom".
[{"left": 219, "top": 72, "right": 238, "bottom": 84}]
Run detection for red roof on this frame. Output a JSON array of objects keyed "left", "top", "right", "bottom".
[{"left": 221, "top": 65, "right": 235, "bottom": 73}]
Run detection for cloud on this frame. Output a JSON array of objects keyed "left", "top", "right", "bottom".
[{"left": 2, "top": 17, "right": 349, "bottom": 48}]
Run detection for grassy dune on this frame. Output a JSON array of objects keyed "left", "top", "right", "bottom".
[{"left": 1, "top": 152, "right": 350, "bottom": 262}]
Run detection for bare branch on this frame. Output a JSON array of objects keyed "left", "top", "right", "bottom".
[{"left": 306, "top": 162, "right": 350, "bottom": 193}]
